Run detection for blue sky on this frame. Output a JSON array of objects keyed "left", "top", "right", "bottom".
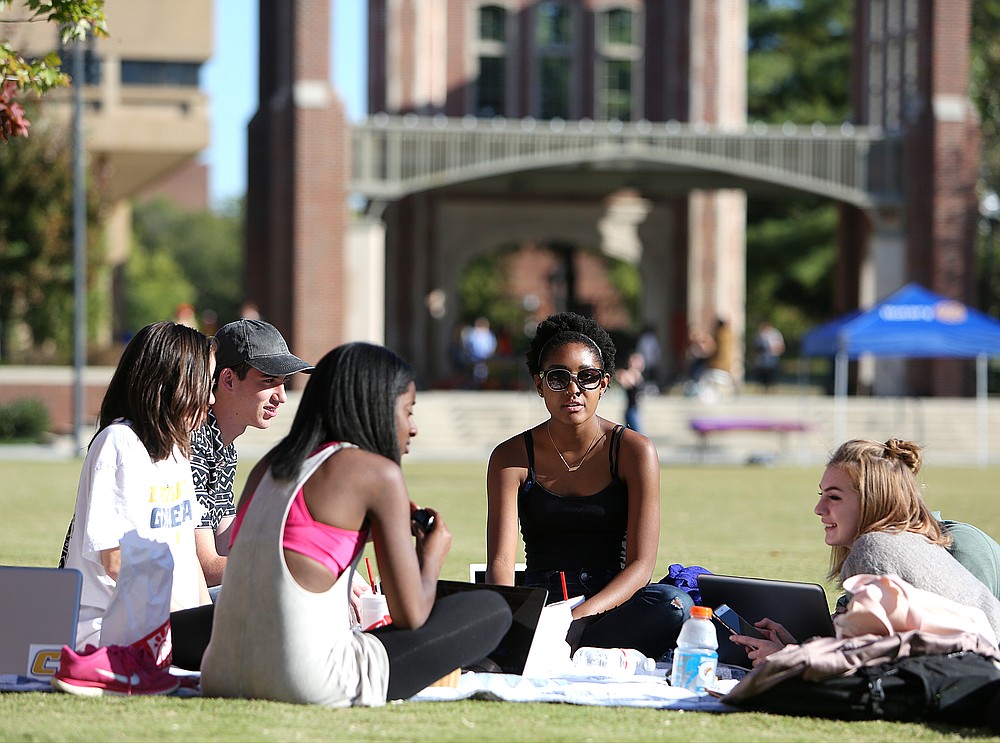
[{"left": 200, "top": 0, "right": 367, "bottom": 207}]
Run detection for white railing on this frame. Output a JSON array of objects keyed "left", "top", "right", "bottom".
[{"left": 350, "top": 115, "right": 904, "bottom": 207}]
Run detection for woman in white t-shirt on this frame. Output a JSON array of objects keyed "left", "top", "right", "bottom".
[{"left": 61, "top": 321, "right": 216, "bottom": 657}]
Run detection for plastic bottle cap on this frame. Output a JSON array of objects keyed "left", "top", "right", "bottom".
[{"left": 689, "top": 605, "right": 713, "bottom": 620}]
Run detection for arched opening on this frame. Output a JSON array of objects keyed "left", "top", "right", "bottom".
[{"left": 437, "top": 240, "right": 643, "bottom": 390}]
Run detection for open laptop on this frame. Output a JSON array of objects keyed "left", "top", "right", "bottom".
[
  {"left": 0, "top": 566, "right": 82, "bottom": 679},
  {"left": 698, "top": 573, "right": 835, "bottom": 669},
  {"left": 435, "top": 579, "right": 548, "bottom": 675}
]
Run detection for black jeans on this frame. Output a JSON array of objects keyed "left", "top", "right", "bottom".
[
  {"left": 369, "top": 590, "right": 511, "bottom": 700},
  {"left": 524, "top": 568, "right": 694, "bottom": 660},
  {"left": 168, "top": 604, "right": 215, "bottom": 671}
]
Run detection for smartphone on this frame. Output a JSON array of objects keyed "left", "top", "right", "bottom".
[
  {"left": 411, "top": 508, "right": 436, "bottom": 534},
  {"left": 713, "top": 603, "right": 766, "bottom": 640}
]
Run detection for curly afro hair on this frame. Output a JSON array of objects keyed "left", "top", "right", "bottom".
[{"left": 526, "top": 312, "right": 617, "bottom": 377}]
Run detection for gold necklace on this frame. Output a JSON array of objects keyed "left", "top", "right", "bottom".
[{"left": 547, "top": 421, "right": 603, "bottom": 472}]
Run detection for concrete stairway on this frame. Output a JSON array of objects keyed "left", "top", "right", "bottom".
[
  {"left": 6, "top": 366, "right": 993, "bottom": 467},
  {"left": 236, "top": 388, "right": 1000, "bottom": 468}
]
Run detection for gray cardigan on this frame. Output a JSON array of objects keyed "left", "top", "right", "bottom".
[{"left": 842, "top": 530, "right": 1000, "bottom": 641}]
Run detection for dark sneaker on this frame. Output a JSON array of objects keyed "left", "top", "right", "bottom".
[{"left": 51, "top": 644, "right": 180, "bottom": 696}]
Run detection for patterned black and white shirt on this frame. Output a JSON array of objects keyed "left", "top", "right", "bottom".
[{"left": 190, "top": 409, "right": 238, "bottom": 532}]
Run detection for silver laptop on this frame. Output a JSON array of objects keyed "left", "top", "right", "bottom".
[{"left": 0, "top": 566, "right": 81, "bottom": 679}]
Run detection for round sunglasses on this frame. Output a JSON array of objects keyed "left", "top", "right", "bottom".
[{"left": 540, "top": 367, "right": 606, "bottom": 392}]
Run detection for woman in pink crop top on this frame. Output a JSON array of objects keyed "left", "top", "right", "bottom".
[
  {"left": 201, "top": 343, "right": 512, "bottom": 705},
  {"left": 229, "top": 447, "right": 368, "bottom": 577}
]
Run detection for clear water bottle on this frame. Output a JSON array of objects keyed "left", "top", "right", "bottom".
[
  {"left": 571, "top": 647, "right": 657, "bottom": 677},
  {"left": 669, "top": 605, "right": 718, "bottom": 692}
]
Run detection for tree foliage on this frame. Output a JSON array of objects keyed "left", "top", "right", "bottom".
[
  {"left": 745, "top": 0, "right": 851, "bottom": 350},
  {"left": 971, "top": 0, "right": 1000, "bottom": 186},
  {"left": 124, "top": 242, "right": 195, "bottom": 333},
  {"left": 747, "top": 0, "right": 1000, "bottom": 341},
  {"left": 970, "top": 0, "right": 1000, "bottom": 315},
  {"left": 0, "top": 0, "right": 107, "bottom": 140},
  {"left": 126, "top": 198, "right": 244, "bottom": 334},
  {"left": 746, "top": 197, "right": 838, "bottom": 347},
  {"left": 748, "top": 0, "right": 851, "bottom": 125},
  {"left": 0, "top": 108, "right": 105, "bottom": 361},
  {"left": 457, "top": 247, "right": 527, "bottom": 335}
]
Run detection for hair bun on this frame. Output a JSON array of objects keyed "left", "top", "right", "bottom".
[{"left": 882, "top": 438, "right": 922, "bottom": 474}]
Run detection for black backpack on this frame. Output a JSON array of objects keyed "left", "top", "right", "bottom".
[{"left": 730, "top": 652, "right": 1000, "bottom": 729}]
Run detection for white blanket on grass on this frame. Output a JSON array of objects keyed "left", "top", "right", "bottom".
[
  {"left": 4, "top": 669, "right": 739, "bottom": 711},
  {"left": 408, "top": 670, "right": 737, "bottom": 711}
]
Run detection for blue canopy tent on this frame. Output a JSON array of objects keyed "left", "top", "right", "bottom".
[{"left": 801, "top": 283, "right": 1000, "bottom": 465}]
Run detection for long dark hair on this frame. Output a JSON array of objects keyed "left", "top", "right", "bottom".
[
  {"left": 270, "top": 342, "right": 416, "bottom": 480},
  {"left": 96, "top": 321, "right": 215, "bottom": 461}
]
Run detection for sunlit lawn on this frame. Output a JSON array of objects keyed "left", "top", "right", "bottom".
[{"left": 2, "top": 455, "right": 999, "bottom": 741}]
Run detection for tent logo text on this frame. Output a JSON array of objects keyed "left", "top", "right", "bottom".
[{"left": 879, "top": 300, "right": 966, "bottom": 324}]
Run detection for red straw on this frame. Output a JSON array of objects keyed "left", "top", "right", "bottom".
[
  {"left": 560, "top": 571, "right": 568, "bottom": 601},
  {"left": 365, "top": 557, "right": 376, "bottom": 593}
]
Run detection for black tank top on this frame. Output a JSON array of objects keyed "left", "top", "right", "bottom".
[{"left": 517, "top": 425, "right": 628, "bottom": 572}]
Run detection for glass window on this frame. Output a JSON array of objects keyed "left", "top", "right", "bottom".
[
  {"left": 597, "top": 8, "right": 639, "bottom": 120},
  {"left": 536, "top": 2, "right": 571, "bottom": 46},
  {"left": 603, "top": 59, "right": 632, "bottom": 121},
  {"left": 57, "top": 40, "right": 103, "bottom": 86},
  {"left": 540, "top": 56, "right": 570, "bottom": 119},
  {"left": 83, "top": 49, "right": 102, "bottom": 86},
  {"left": 477, "top": 56, "right": 506, "bottom": 117},
  {"left": 604, "top": 8, "right": 633, "bottom": 46},
  {"left": 479, "top": 5, "right": 506, "bottom": 42},
  {"left": 121, "top": 60, "right": 200, "bottom": 87}
]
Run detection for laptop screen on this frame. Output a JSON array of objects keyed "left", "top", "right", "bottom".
[
  {"left": 0, "top": 567, "right": 81, "bottom": 679},
  {"left": 698, "top": 573, "right": 835, "bottom": 669},
  {"left": 435, "top": 580, "right": 548, "bottom": 675}
]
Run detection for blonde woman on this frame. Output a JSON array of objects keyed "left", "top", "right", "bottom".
[{"left": 733, "top": 438, "right": 1000, "bottom": 666}]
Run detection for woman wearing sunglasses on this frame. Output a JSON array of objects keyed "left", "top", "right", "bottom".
[{"left": 486, "top": 312, "right": 693, "bottom": 661}]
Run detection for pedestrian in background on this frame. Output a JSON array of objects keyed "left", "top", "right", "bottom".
[
  {"left": 616, "top": 352, "right": 645, "bottom": 432},
  {"left": 461, "top": 316, "right": 497, "bottom": 388},
  {"left": 753, "top": 320, "right": 785, "bottom": 392}
]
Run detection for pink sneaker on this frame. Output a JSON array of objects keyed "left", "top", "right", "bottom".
[{"left": 51, "top": 644, "right": 180, "bottom": 697}]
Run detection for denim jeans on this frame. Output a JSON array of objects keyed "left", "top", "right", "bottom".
[{"left": 524, "top": 568, "right": 694, "bottom": 660}]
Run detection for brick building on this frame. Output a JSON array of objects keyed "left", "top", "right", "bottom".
[{"left": 248, "top": 0, "right": 979, "bottom": 395}]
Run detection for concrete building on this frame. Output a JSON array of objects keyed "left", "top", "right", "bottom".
[{"left": 0, "top": 0, "right": 212, "bottom": 345}]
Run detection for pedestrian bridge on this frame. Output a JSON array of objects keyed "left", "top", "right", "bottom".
[{"left": 350, "top": 114, "right": 904, "bottom": 209}]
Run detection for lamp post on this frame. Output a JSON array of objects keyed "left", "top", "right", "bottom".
[{"left": 72, "top": 38, "right": 86, "bottom": 453}]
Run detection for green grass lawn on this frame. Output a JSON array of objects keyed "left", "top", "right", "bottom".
[{"left": 2, "top": 456, "right": 999, "bottom": 741}]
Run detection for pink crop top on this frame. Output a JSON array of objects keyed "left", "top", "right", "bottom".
[
  {"left": 281, "top": 487, "right": 367, "bottom": 575},
  {"left": 229, "top": 444, "right": 368, "bottom": 576}
]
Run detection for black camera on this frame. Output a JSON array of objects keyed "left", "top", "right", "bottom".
[{"left": 411, "top": 508, "right": 436, "bottom": 534}]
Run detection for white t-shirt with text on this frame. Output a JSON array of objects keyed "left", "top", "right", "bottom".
[{"left": 63, "top": 422, "right": 203, "bottom": 648}]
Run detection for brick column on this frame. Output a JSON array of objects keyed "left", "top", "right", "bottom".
[
  {"left": 849, "top": 0, "right": 979, "bottom": 396},
  {"left": 247, "top": 0, "right": 350, "bottom": 371},
  {"left": 686, "top": 0, "right": 748, "bottom": 382},
  {"left": 904, "top": 3, "right": 979, "bottom": 395}
]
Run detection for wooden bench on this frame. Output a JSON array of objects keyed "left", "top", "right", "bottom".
[{"left": 689, "top": 418, "right": 814, "bottom": 462}]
